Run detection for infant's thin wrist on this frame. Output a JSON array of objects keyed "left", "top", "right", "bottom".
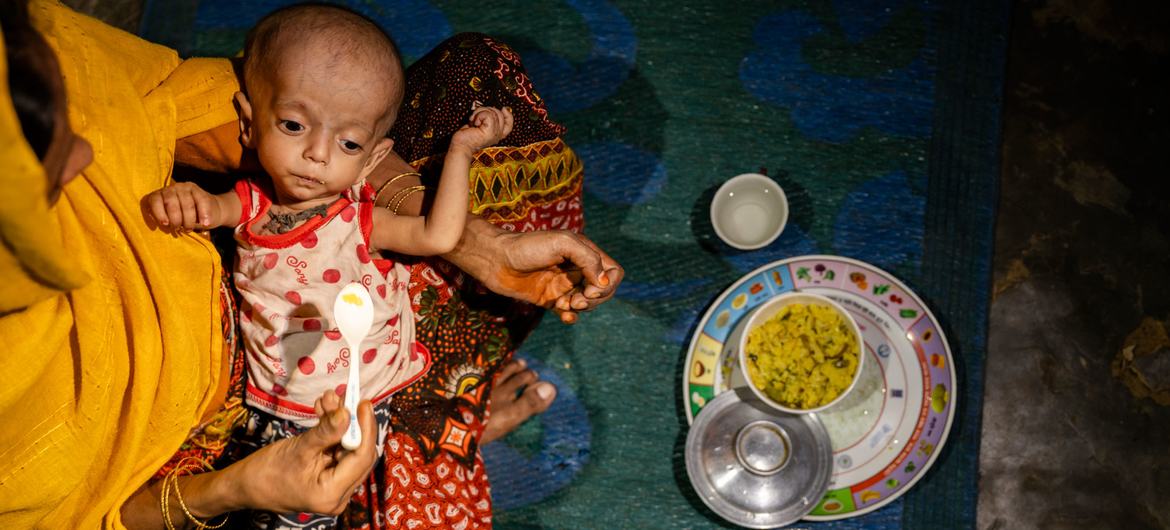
[{"left": 446, "top": 145, "right": 476, "bottom": 159}]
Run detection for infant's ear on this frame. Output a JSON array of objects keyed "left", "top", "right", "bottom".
[
  {"left": 233, "top": 91, "right": 256, "bottom": 148},
  {"left": 362, "top": 137, "right": 395, "bottom": 175}
]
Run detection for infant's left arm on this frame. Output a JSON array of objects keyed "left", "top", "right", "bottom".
[{"left": 371, "top": 106, "right": 513, "bottom": 256}]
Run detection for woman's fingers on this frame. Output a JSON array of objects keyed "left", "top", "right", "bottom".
[
  {"left": 296, "top": 399, "right": 377, "bottom": 510},
  {"left": 554, "top": 232, "right": 623, "bottom": 301},
  {"left": 541, "top": 232, "right": 624, "bottom": 322},
  {"left": 329, "top": 401, "right": 378, "bottom": 494},
  {"left": 579, "top": 238, "right": 623, "bottom": 300}
]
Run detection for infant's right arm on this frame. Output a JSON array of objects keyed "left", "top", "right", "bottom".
[{"left": 143, "top": 182, "right": 243, "bottom": 232}]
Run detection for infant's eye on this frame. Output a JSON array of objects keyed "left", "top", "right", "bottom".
[
  {"left": 279, "top": 120, "right": 304, "bottom": 133},
  {"left": 341, "top": 140, "right": 363, "bottom": 153}
]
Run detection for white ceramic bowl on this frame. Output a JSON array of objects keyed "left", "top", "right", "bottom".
[
  {"left": 738, "top": 292, "right": 864, "bottom": 414},
  {"left": 710, "top": 173, "right": 788, "bottom": 250}
]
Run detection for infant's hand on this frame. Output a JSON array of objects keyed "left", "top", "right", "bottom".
[
  {"left": 450, "top": 106, "right": 514, "bottom": 154},
  {"left": 143, "top": 182, "right": 220, "bottom": 232}
]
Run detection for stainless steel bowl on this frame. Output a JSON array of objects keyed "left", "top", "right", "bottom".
[{"left": 685, "top": 388, "right": 832, "bottom": 528}]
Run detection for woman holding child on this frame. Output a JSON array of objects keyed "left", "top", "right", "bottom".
[{"left": 0, "top": 1, "right": 619, "bottom": 528}]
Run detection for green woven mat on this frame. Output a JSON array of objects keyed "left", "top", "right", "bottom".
[{"left": 141, "top": 1, "right": 1007, "bottom": 527}]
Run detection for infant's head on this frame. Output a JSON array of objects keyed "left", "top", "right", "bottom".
[{"left": 237, "top": 4, "right": 404, "bottom": 205}]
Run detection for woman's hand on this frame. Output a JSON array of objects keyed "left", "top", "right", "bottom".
[
  {"left": 226, "top": 391, "right": 378, "bottom": 515},
  {"left": 121, "top": 391, "right": 376, "bottom": 528},
  {"left": 445, "top": 218, "right": 623, "bottom": 323}
]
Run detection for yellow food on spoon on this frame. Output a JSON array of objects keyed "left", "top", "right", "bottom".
[
  {"left": 342, "top": 293, "right": 364, "bottom": 306},
  {"left": 745, "top": 303, "right": 859, "bottom": 409}
]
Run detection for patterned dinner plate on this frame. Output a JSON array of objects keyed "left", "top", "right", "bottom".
[{"left": 683, "top": 255, "right": 957, "bottom": 520}]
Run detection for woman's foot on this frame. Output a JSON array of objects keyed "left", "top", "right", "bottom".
[{"left": 481, "top": 358, "right": 557, "bottom": 444}]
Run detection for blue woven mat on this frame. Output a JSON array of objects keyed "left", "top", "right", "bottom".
[{"left": 141, "top": 1, "right": 1007, "bottom": 527}]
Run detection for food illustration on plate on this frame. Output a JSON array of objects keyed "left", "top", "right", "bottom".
[
  {"left": 692, "top": 360, "right": 706, "bottom": 378},
  {"left": 731, "top": 293, "right": 748, "bottom": 309},
  {"left": 931, "top": 383, "right": 949, "bottom": 413}
]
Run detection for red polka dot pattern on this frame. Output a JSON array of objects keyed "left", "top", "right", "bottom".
[{"left": 297, "top": 356, "right": 315, "bottom": 375}]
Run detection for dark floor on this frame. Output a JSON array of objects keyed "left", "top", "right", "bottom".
[
  {"left": 59, "top": 0, "right": 1170, "bottom": 528},
  {"left": 979, "top": 0, "right": 1170, "bottom": 529}
]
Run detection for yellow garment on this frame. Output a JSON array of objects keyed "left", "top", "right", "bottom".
[{"left": 0, "top": 2, "right": 240, "bottom": 528}]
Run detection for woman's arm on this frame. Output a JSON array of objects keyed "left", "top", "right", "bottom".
[
  {"left": 121, "top": 394, "right": 378, "bottom": 529},
  {"left": 442, "top": 217, "right": 623, "bottom": 323},
  {"left": 367, "top": 149, "right": 622, "bottom": 322},
  {"left": 174, "top": 121, "right": 262, "bottom": 174}
]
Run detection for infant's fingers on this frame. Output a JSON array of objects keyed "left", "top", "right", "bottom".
[
  {"left": 469, "top": 106, "right": 492, "bottom": 126},
  {"left": 192, "top": 191, "right": 214, "bottom": 227},
  {"left": 178, "top": 189, "right": 199, "bottom": 230},
  {"left": 145, "top": 192, "right": 171, "bottom": 228},
  {"left": 501, "top": 106, "right": 514, "bottom": 133},
  {"left": 161, "top": 188, "right": 186, "bottom": 231}
]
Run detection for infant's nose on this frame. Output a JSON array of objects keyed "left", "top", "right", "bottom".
[{"left": 303, "top": 132, "right": 330, "bottom": 165}]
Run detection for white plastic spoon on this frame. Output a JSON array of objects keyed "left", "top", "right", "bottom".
[{"left": 333, "top": 282, "right": 374, "bottom": 450}]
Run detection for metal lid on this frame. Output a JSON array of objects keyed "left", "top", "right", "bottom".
[{"left": 685, "top": 389, "right": 832, "bottom": 528}]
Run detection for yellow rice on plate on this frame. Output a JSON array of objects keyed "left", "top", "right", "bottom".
[{"left": 744, "top": 303, "right": 860, "bottom": 409}]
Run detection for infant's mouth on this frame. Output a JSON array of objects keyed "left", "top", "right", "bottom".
[{"left": 295, "top": 174, "right": 325, "bottom": 185}]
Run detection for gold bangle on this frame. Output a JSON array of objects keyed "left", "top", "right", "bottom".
[
  {"left": 373, "top": 171, "right": 422, "bottom": 207},
  {"left": 387, "top": 185, "right": 428, "bottom": 215},
  {"left": 392, "top": 187, "right": 427, "bottom": 215},
  {"left": 161, "top": 457, "right": 229, "bottom": 530},
  {"left": 161, "top": 458, "right": 201, "bottom": 530},
  {"left": 160, "top": 469, "right": 176, "bottom": 530}
]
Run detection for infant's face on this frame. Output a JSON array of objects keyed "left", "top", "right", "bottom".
[{"left": 248, "top": 47, "right": 391, "bottom": 207}]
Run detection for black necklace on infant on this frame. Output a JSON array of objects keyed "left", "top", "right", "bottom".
[{"left": 262, "top": 197, "right": 344, "bottom": 234}]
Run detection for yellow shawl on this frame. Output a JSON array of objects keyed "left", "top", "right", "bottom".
[{"left": 0, "top": 2, "right": 240, "bottom": 527}]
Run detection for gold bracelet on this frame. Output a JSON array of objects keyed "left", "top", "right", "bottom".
[
  {"left": 161, "top": 457, "right": 229, "bottom": 530},
  {"left": 386, "top": 185, "right": 428, "bottom": 215},
  {"left": 373, "top": 171, "right": 422, "bottom": 207},
  {"left": 160, "top": 469, "right": 176, "bottom": 530},
  {"left": 160, "top": 458, "right": 201, "bottom": 530}
]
